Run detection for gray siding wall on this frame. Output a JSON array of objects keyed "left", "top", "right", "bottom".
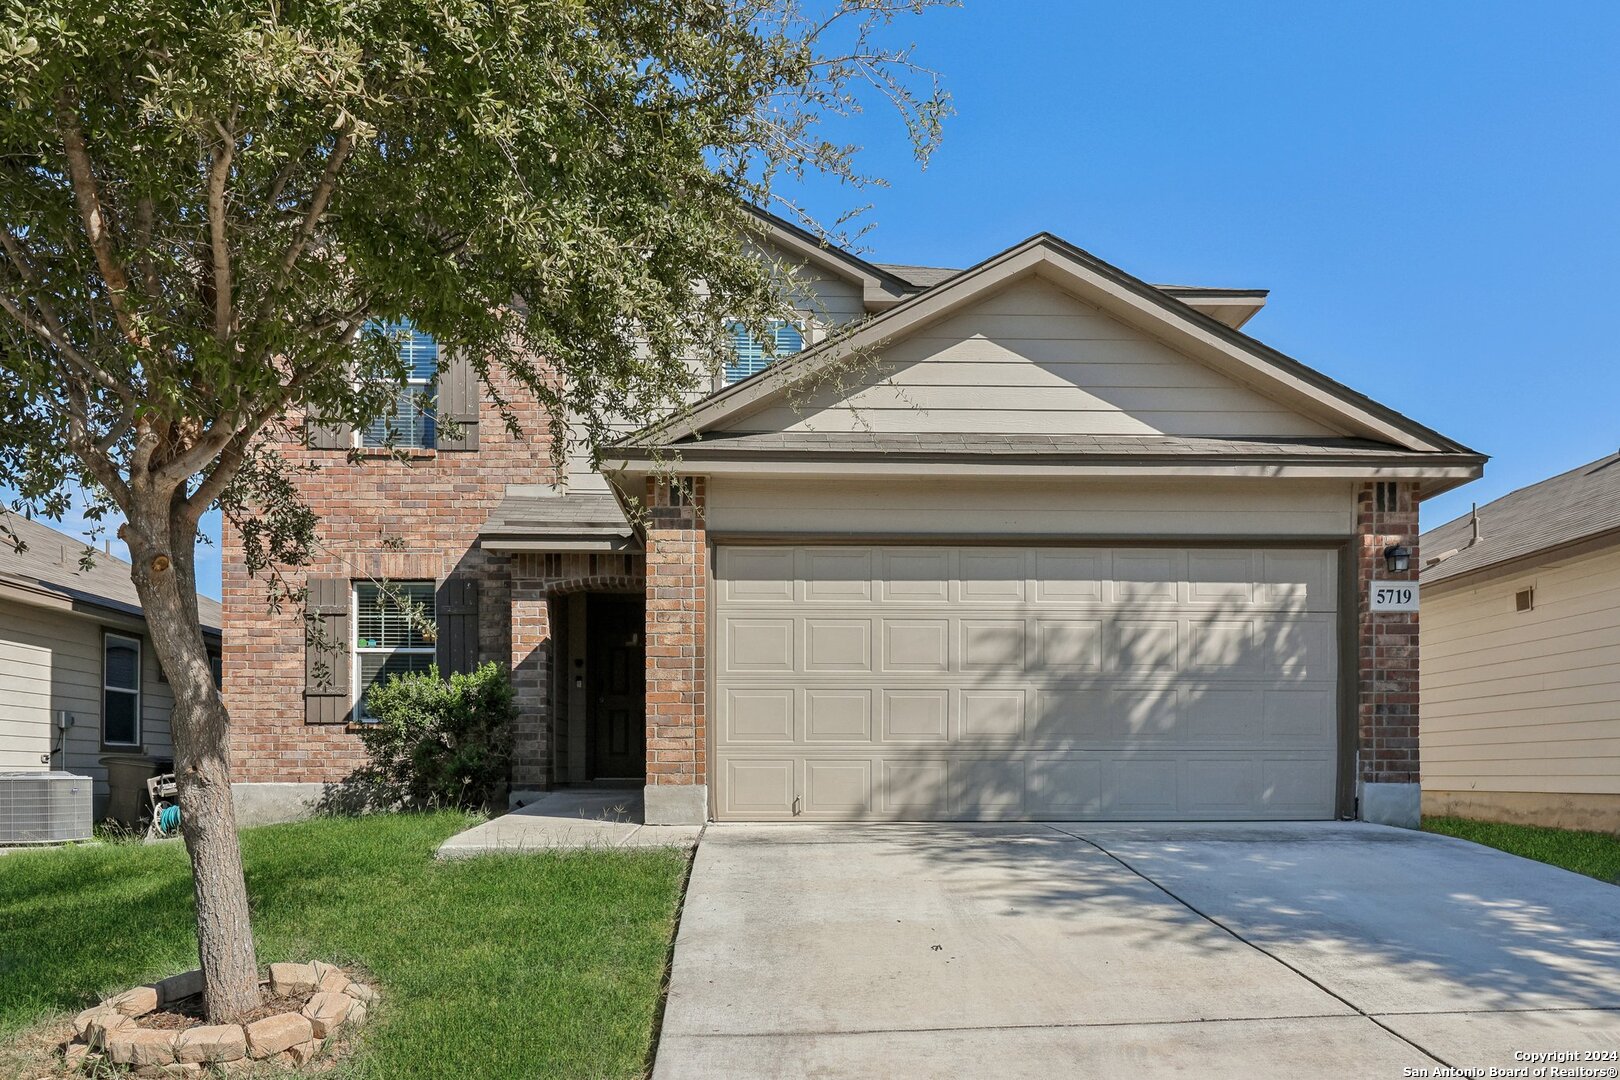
[{"left": 0, "top": 600, "right": 175, "bottom": 802}]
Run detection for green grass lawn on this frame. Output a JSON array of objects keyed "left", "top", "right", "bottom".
[
  {"left": 1424, "top": 816, "right": 1620, "bottom": 885},
  {"left": 0, "top": 812, "right": 690, "bottom": 1079}
]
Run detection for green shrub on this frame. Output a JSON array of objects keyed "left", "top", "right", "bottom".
[{"left": 356, "top": 662, "right": 516, "bottom": 811}]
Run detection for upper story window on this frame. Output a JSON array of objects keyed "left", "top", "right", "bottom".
[
  {"left": 725, "top": 320, "right": 804, "bottom": 384},
  {"left": 362, "top": 322, "right": 438, "bottom": 449},
  {"left": 353, "top": 581, "right": 436, "bottom": 721},
  {"left": 103, "top": 632, "right": 141, "bottom": 747}
]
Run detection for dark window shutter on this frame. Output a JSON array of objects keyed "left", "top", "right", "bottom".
[
  {"left": 436, "top": 576, "right": 480, "bottom": 676},
  {"left": 436, "top": 351, "right": 480, "bottom": 451},
  {"left": 304, "top": 577, "right": 352, "bottom": 724},
  {"left": 307, "top": 415, "right": 353, "bottom": 450}
]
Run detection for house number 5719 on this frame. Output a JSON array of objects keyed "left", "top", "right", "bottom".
[{"left": 1369, "top": 582, "right": 1419, "bottom": 612}]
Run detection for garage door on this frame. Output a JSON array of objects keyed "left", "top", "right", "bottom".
[{"left": 713, "top": 545, "right": 1340, "bottom": 821}]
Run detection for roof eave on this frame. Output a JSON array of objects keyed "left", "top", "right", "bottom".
[
  {"left": 1422, "top": 524, "right": 1620, "bottom": 592},
  {"left": 0, "top": 574, "right": 223, "bottom": 637},
  {"left": 606, "top": 448, "right": 1483, "bottom": 492},
  {"left": 741, "top": 204, "right": 918, "bottom": 311},
  {"left": 618, "top": 233, "right": 1480, "bottom": 457}
]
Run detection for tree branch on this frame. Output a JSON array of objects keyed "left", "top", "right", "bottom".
[
  {"left": 181, "top": 437, "right": 247, "bottom": 526},
  {"left": 135, "top": 196, "right": 159, "bottom": 297},
  {"left": 259, "top": 130, "right": 354, "bottom": 322},
  {"left": 59, "top": 374, "right": 132, "bottom": 506},
  {"left": 0, "top": 288, "right": 131, "bottom": 399},
  {"left": 206, "top": 121, "right": 235, "bottom": 342},
  {"left": 56, "top": 88, "right": 144, "bottom": 348}
]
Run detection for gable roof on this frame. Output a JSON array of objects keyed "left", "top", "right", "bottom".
[
  {"left": 0, "top": 514, "right": 223, "bottom": 633},
  {"left": 876, "top": 262, "right": 962, "bottom": 288},
  {"left": 877, "top": 262, "right": 1268, "bottom": 326},
  {"left": 743, "top": 206, "right": 919, "bottom": 311},
  {"left": 1421, "top": 450, "right": 1620, "bottom": 586},
  {"left": 622, "top": 231, "right": 1481, "bottom": 463}
]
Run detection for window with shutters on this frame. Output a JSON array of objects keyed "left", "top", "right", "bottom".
[
  {"left": 353, "top": 582, "right": 437, "bottom": 721},
  {"left": 103, "top": 631, "right": 142, "bottom": 746},
  {"left": 360, "top": 322, "right": 437, "bottom": 449},
  {"left": 724, "top": 320, "right": 804, "bottom": 384}
]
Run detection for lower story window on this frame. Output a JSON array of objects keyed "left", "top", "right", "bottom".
[
  {"left": 103, "top": 632, "right": 141, "bottom": 746},
  {"left": 353, "top": 581, "right": 437, "bottom": 720}
]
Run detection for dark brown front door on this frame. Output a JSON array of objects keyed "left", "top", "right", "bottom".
[{"left": 587, "top": 595, "right": 646, "bottom": 779}]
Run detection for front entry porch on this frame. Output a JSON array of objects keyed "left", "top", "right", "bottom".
[
  {"left": 436, "top": 786, "right": 702, "bottom": 856},
  {"left": 544, "top": 590, "right": 647, "bottom": 786},
  {"left": 504, "top": 545, "right": 651, "bottom": 803},
  {"left": 498, "top": 482, "right": 709, "bottom": 825}
]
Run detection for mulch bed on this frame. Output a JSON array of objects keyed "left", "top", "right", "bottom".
[{"left": 140, "top": 991, "right": 311, "bottom": 1031}]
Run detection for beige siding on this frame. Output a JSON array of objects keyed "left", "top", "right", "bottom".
[
  {"left": 743, "top": 239, "right": 870, "bottom": 333},
  {"left": 725, "top": 277, "right": 1341, "bottom": 437},
  {"left": 566, "top": 242, "right": 872, "bottom": 492},
  {"left": 0, "top": 607, "right": 60, "bottom": 770},
  {"left": 706, "top": 477, "right": 1358, "bottom": 539},
  {"left": 1421, "top": 544, "right": 1620, "bottom": 796},
  {"left": 0, "top": 601, "right": 174, "bottom": 798}
]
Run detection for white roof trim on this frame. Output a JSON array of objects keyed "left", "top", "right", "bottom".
[{"left": 631, "top": 234, "right": 1475, "bottom": 456}]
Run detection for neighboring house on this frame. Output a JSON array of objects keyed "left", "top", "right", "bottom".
[
  {"left": 222, "top": 210, "right": 1483, "bottom": 829},
  {"left": 0, "top": 514, "right": 222, "bottom": 820},
  {"left": 1420, "top": 451, "right": 1620, "bottom": 831}
]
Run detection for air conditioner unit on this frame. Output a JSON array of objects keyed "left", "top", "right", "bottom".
[{"left": 0, "top": 772, "right": 94, "bottom": 844}]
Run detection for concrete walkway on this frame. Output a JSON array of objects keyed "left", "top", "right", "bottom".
[
  {"left": 654, "top": 821, "right": 1620, "bottom": 1079},
  {"left": 435, "top": 788, "right": 702, "bottom": 857}
]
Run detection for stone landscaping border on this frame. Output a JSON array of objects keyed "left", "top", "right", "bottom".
[{"left": 63, "top": 962, "right": 376, "bottom": 1076}]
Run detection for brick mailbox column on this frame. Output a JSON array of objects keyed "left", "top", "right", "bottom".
[
  {"left": 1355, "top": 480, "right": 1422, "bottom": 827},
  {"left": 643, "top": 477, "right": 708, "bottom": 825}
]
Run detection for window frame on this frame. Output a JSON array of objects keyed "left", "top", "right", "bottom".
[
  {"left": 357, "top": 322, "right": 439, "bottom": 451},
  {"left": 723, "top": 318, "right": 806, "bottom": 385},
  {"left": 350, "top": 581, "right": 438, "bottom": 723},
  {"left": 101, "top": 630, "right": 143, "bottom": 749}
]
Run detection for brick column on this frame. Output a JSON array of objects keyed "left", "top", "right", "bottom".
[
  {"left": 510, "top": 583, "right": 552, "bottom": 800},
  {"left": 1355, "top": 480, "right": 1421, "bottom": 827},
  {"left": 643, "top": 476, "right": 708, "bottom": 825}
]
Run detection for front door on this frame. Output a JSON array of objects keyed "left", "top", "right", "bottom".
[{"left": 587, "top": 595, "right": 646, "bottom": 780}]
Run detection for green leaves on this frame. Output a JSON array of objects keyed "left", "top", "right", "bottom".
[
  {"left": 0, "top": 0, "right": 950, "bottom": 546},
  {"left": 356, "top": 661, "right": 518, "bottom": 811}
]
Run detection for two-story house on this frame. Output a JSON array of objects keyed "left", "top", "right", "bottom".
[{"left": 222, "top": 210, "right": 1484, "bottom": 829}]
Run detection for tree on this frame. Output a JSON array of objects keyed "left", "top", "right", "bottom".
[{"left": 0, "top": 0, "right": 948, "bottom": 1020}]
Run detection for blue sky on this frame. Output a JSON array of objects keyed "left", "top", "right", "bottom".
[
  {"left": 787, "top": 1, "right": 1618, "bottom": 519},
  {"left": 19, "top": 2, "right": 1620, "bottom": 600}
]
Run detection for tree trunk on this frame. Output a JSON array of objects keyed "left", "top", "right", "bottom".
[{"left": 125, "top": 502, "right": 262, "bottom": 1022}]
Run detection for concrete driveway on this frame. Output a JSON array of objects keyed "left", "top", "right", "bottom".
[{"left": 653, "top": 822, "right": 1620, "bottom": 1079}]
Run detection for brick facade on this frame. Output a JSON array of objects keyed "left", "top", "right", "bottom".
[
  {"left": 643, "top": 477, "right": 707, "bottom": 789},
  {"left": 222, "top": 377, "right": 554, "bottom": 785},
  {"left": 1355, "top": 479, "right": 1421, "bottom": 789}
]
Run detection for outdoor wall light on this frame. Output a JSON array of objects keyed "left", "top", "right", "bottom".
[{"left": 1384, "top": 544, "right": 1412, "bottom": 574}]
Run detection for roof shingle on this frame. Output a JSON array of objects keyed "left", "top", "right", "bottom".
[
  {"left": 1421, "top": 451, "right": 1620, "bottom": 585},
  {"left": 0, "top": 514, "right": 222, "bottom": 631}
]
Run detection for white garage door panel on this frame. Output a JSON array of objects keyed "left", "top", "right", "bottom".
[{"left": 714, "top": 545, "right": 1340, "bottom": 821}]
